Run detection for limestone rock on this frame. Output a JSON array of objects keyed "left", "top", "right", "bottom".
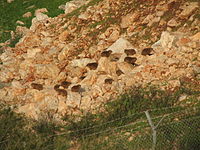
[
  {"left": 121, "top": 12, "right": 139, "bottom": 28},
  {"left": 7, "top": 0, "right": 14, "bottom": 3},
  {"left": 18, "top": 103, "right": 39, "bottom": 119},
  {"left": 35, "top": 8, "right": 48, "bottom": 16},
  {"left": 148, "top": 17, "right": 160, "bottom": 27},
  {"left": 117, "top": 62, "right": 135, "bottom": 74},
  {"left": 15, "top": 26, "right": 29, "bottom": 37},
  {"left": 67, "top": 92, "right": 81, "bottom": 107},
  {"left": 58, "top": 30, "right": 71, "bottom": 42},
  {"left": 22, "top": 12, "right": 32, "bottom": 18},
  {"left": 16, "top": 20, "right": 25, "bottom": 25},
  {"left": 106, "top": 38, "right": 136, "bottom": 54},
  {"left": 80, "top": 95, "right": 92, "bottom": 110},
  {"left": 167, "top": 19, "right": 180, "bottom": 27},
  {"left": 27, "top": 48, "right": 41, "bottom": 58},
  {"left": 35, "top": 12, "right": 49, "bottom": 21},
  {"left": 99, "top": 26, "right": 120, "bottom": 42},
  {"left": 71, "top": 58, "right": 95, "bottom": 68},
  {"left": 160, "top": 31, "right": 175, "bottom": 49},
  {"left": 35, "top": 64, "right": 60, "bottom": 79},
  {"left": 81, "top": 72, "right": 97, "bottom": 86},
  {"left": 179, "top": 2, "right": 199, "bottom": 19},
  {"left": 190, "top": 32, "right": 200, "bottom": 41},
  {"left": 78, "top": 12, "right": 90, "bottom": 20},
  {"left": 142, "top": 14, "right": 154, "bottom": 24},
  {"left": 64, "top": 0, "right": 87, "bottom": 14},
  {"left": 0, "top": 0, "right": 200, "bottom": 121},
  {"left": 97, "top": 57, "right": 117, "bottom": 75},
  {"left": 58, "top": 4, "right": 65, "bottom": 10}
]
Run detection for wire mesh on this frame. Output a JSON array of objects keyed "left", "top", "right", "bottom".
[{"left": 75, "top": 106, "right": 200, "bottom": 150}]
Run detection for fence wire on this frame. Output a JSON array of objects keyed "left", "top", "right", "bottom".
[{"left": 75, "top": 106, "right": 200, "bottom": 150}]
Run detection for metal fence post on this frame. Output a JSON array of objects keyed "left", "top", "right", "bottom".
[{"left": 145, "top": 111, "right": 165, "bottom": 150}]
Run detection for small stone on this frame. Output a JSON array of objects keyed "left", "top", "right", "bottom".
[
  {"left": 22, "top": 12, "right": 32, "bottom": 18},
  {"left": 156, "top": 11, "right": 164, "bottom": 17},
  {"left": 141, "top": 48, "right": 153, "bottom": 56},
  {"left": 124, "top": 49, "right": 136, "bottom": 55},
  {"left": 160, "top": 31, "right": 175, "bottom": 49},
  {"left": 16, "top": 20, "right": 25, "bottom": 25},
  {"left": 97, "top": 57, "right": 117, "bottom": 75},
  {"left": 121, "top": 12, "right": 139, "bottom": 28},
  {"left": 31, "top": 83, "right": 43, "bottom": 91},
  {"left": 86, "top": 62, "right": 98, "bottom": 70},
  {"left": 71, "top": 85, "right": 81, "bottom": 92},
  {"left": 178, "top": 94, "right": 187, "bottom": 101},
  {"left": 124, "top": 57, "right": 137, "bottom": 65},
  {"left": 59, "top": 30, "right": 70, "bottom": 42},
  {"left": 35, "top": 64, "right": 60, "bottom": 79},
  {"left": 27, "top": 48, "right": 41, "bottom": 58},
  {"left": 148, "top": 17, "right": 160, "bottom": 27},
  {"left": 35, "top": 8, "right": 48, "bottom": 16},
  {"left": 61, "top": 81, "right": 71, "bottom": 89},
  {"left": 101, "top": 50, "right": 112, "bottom": 57},
  {"left": 104, "top": 78, "right": 114, "bottom": 84},
  {"left": 179, "top": 2, "right": 198, "bottom": 19},
  {"left": 16, "top": 26, "right": 29, "bottom": 36},
  {"left": 64, "top": 0, "right": 87, "bottom": 14},
  {"left": 35, "top": 12, "right": 48, "bottom": 21},
  {"left": 106, "top": 26, "right": 120, "bottom": 42},
  {"left": 190, "top": 32, "right": 200, "bottom": 41},
  {"left": 26, "top": 5, "right": 35, "bottom": 9},
  {"left": 58, "top": 4, "right": 65, "bottom": 10},
  {"left": 71, "top": 58, "right": 95, "bottom": 68},
  {"left": 167, "top": 19, "right": 180, "bottom": 27},
  {"left": 192, "top": 65, "right": 200, "bottom": 74},
  {"left": 7, "top": 0, "right": 14, "bottom": 3},
  {"left": 78, "top": 12, "right": 90, "bottom": 20},
  {"left": 142, "top": 14, "right": 154, "bottom": 24}
]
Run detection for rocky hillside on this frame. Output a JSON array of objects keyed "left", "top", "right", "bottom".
[{"left": 0, "top": 0, "right": 199, "bottom": 120}]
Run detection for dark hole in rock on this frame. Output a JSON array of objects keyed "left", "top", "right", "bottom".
[
  {"left": 116, "top": 69, "right": 124, "bottom": 76},
  {"left": 86, "top": 62, "right": 98, "bottom": 70},
  {"left": 54, "top": 84, "right": 60, "bottom": 90},
  {"left": 56, "top": 89, "right": 68, "bottom": 97},
  {"left": 105, "top": 78, "right": 114, "bottom": 84},
  {"left": 141, "top": 48, "right": 153, "bottom": 56},
  {"left": 31, "top": 83, "right": 43, "bottom": 91},
  {"left": 124, "top": 49, "right": 136, "bottom": 55},
  {"left": 101, "top": 50, "right": 112, "bottom": 57},
  {"left": 80, "top": 76, "right": 86, "bottom": 80},
  {"left": 61, "top": 81, "right": 71, "bottom": 88},
  {"left": 71, "top": 84, "right": 81, "bottom": 92},
  {"left": 124, "top": 57, "right": 137, "bottom": 65}
]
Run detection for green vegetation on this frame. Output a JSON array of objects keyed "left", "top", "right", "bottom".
[
  {"left": 0, "top": 0, "right": 200, "bottom": 149},
  {"left": 0, "top": 79, "right": 199, "bottom": 149},
  {"left": 0, "top": 104, "right": 70, "bottom": 150},
  {"left": 0, "top": 0, "right": 71, "bottom": 43},
  {"left": 65, "top": 0, "right": 103, "bottom": 18},
  {"left": 9, "top": 33, "right": 22, "bottom": 47}
]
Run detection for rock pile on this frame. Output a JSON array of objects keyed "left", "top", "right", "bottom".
[{"left": 0, "top": 0, "right": 199, "bottom": 120}]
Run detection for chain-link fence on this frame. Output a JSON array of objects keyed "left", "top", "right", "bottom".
[
  {"left": 1, "top": 103, "right": 200, "bottom": 150},
  {"left": 69, "top": 106, "right": 200, "bottom": 150}
]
